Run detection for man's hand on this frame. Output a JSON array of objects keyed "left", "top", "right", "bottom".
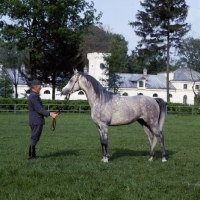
[{"left": 50, "top": 112, "right": 58, "bottom": 118}]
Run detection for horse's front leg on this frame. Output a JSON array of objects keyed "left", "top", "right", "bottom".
[{"left": 98, "top": 125, "right": 110, "bottom": 162}]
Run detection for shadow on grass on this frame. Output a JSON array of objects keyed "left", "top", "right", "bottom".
[
  {"left": 109, "top": 148, "right": 176, "bottom": 161},
  {"left": 39, "top": 149, "right": 80, "bottom": 158}
]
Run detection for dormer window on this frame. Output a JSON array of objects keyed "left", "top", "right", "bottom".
[{"left": 139, "top": 81, "right": 144, "bottom": 87}]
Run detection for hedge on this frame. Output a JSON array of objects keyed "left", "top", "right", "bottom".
[
  {"left": 0, "top": 98, "right": 89, "bottom": 112},
  {"left": 0, "top": 98, "right": 200, "bottom": 114}
]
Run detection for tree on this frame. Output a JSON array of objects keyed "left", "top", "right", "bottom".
[
  {"left": 0, "top": 0, "right": 101, "bottom": 99},
  {"left": 81, "top": 25, "right": 112, "bottom": 65},
  {"left": 81, "top": 25, "right": 129, "bottom": 67},
  {"left": 0, "top": 46, "right": 23, "bottom": 98},
  {"left": 101, "top": 37, "right": 127, "bottom": 94},
  {"left": 125, "top": 51, "right": 167, "bottom": 74},
  {"left": 174, "top": 37, "right": 200, "bottom": 104},
  {"left": 0, "top": 65, "right": 13, "bottom": 98},
  {"left": 129, "top": 0, "right": 191, "bottom": 102},
  {"left": 177, "top": 37, "right": 200, "bottom": 72}
]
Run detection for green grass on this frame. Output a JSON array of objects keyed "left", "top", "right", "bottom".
[{"left": 0, "top": 113, "right": 200, "bottom": 200}]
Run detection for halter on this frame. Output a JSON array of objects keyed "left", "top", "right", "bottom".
[
  {"left": 50, "top": 74, "right": 80, "bottom": 131},
  {"left": 71, "top": 74, "right": 80, "bottom": 92}
]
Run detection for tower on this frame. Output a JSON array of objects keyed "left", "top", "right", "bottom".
[{"left": 87, "top": 52, "right": 110, "bottom": 84}]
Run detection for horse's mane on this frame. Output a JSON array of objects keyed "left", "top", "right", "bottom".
[{"left": 79, "top": 72, "right": 114, "bottom": 102}]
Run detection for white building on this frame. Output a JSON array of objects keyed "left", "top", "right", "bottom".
[
  {"left": 69, "top": 52, "right": 200, "bottom": 104},
  {"left": 2, "top": 52, "right": 200, "bottom": 104}
]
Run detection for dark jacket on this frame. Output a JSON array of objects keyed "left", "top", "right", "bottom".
[{"left": 28, "top": 91, "right": 50, "bottom": 125}]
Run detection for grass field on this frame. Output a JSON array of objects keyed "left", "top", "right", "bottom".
[{"left": 0, "top": 112, "right": 200, "bottom": 200}]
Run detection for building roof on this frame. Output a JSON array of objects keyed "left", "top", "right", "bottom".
[
  {"left": 118, "top": 73, "right": 176, "bottom": 90},
  {"left": 6, "top": 68, "right": 27, "bottom": 85},
  {"left": 172, "top": 67, "right": 200, "bottom": 81}
]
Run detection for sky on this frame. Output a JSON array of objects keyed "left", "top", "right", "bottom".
[{"left": 89, "top": 0, "right": 200, "bottom": 54}]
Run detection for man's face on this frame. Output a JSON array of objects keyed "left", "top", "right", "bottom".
[{"left": 33, "top": 85, "right": 42, "bottom": 93}]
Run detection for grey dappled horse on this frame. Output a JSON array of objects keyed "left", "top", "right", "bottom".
[{"left": 62, "top": 71, "right": 167, "bottom": 162}]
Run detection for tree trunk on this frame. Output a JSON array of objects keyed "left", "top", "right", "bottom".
[
  {"left": 52, "top": 85, "right": 55, "bottom": 100},
  {"left": 14, "top": 84, "right": 18, "bottom": 98},
  {"left": 166, "top": 33, "right": 170, "bottom": 102}
]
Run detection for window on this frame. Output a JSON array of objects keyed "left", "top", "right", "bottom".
[
  {"left": 169, "top": 94, "right": 172, "bottom": 98},
  {"left": 138, "top": 93, "right": 143, "bottom": 95},
  {"left": 183, "top": 84, "right": 187, "bottom": 89},
  {"left": 183, "top": 95, "right": 187, "bottom": 104},
  {"left": 44, "top": 90, "right": 50, "bottom": 94},
  {"left": 100, "top": 63, "right": 105, "bottom": 69},
  {"left": 26, "top": 89, "right": 31, "bottom": 94},
  {"left": 153, "top": 93, "right": 158, "bottom": 97},
  {"left": 139, "top": 81, "right": 143, "bottom": 87},
  {"left": 78, "top": 91, "right": 84, "bottom": 95},
  {"left": 195, "top": 85, "right": 199, "bottom": 90},
  {"left": 122, "top": 92, "right": 128, "bottom": 96}
]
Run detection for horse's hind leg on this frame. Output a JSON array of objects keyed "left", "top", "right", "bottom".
[
  {"left": 142, "top": 125, "right": 157, "bottom": 162},
  {"left": 151, "top": 126, "right": 167, "bottom": 162},
  {"left": 138, "top": 119, "right": 157, "bottom": 161}
]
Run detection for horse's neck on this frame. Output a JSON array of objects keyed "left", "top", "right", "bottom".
[{"left": 80, "top": 78, "right": 106, "bottom": 107}]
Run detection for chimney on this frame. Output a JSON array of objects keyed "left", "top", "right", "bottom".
[
  {"left": 83, "top": 66, "right": 88, "bottom": 73},
  {"left": 143, "top": 68, "right": 147, "bottom": 76}
]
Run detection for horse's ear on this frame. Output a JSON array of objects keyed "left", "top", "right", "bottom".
[{"left": 73, "top": 69, "right": 78, "bottom": 74}]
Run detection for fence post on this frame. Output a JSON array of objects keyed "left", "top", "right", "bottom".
[
  {"left": 79, "top": 105, "right": 81, "bottom": 114},
  {"left": 14, "top": 104, "right": 16, "bottom": 114}
]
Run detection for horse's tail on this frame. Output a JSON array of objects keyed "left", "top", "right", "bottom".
[{"left": 155, "top": 98, "right": 167, "bottom": 131}]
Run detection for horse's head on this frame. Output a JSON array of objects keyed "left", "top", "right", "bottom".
[{"left": 62, "top": 69, "right": 81, "bottom": 95}]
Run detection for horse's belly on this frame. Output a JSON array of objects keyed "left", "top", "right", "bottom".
[{"left": 110, "top": 110, "right": 139, "bottom": 125}]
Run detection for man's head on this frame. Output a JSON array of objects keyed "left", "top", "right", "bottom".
[{"left": 31, "top": 80, "right": 42, "bottom": 93}]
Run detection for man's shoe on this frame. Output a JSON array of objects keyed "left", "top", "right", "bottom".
[{"left": 28, "top": 145, "right": 36, "bottom": 160}]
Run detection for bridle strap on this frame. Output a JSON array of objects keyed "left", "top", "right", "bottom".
[
  {"left": 50, "top": 74, "right": 80, "bottom": 131},
  {"left": 71, "top": 74, "right": 80, "bottom": 91}
]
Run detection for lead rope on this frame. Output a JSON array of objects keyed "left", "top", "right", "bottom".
[
  {"left": 50, "top": 74, "right": 80, "bottom": 131},
  {"left": 50, "top": 94, "right": 71, "bottom": 131}
]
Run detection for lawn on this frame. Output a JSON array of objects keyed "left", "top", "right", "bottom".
[{"left": 0, "top": 113, "right": 200, "bottom": 200}]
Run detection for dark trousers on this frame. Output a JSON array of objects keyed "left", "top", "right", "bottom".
[{"left": 30, "top": 125, "right": 43, "bottom": 146}]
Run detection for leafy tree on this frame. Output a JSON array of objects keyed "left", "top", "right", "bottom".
[
  {"left": 125, "top": 51, "right": 166, "bottom": 74},
  {"left": 101, "top": 37, "right": 127, "bottom": 94},
  {"left": 0, "top": 46, "right": 23, "bottom": 98},
  {"left": 81, "top": 25, "right": 112, "bottom": 65},
  {"left": 123, "top": 53, "right": 141, "bottom": 73},
  {"left": 0, "top": 65, "right": 13, "bottom": 98},
  {"left": 0, "top": 0, "right": 101, "bottom": 99},
  {"left": 175, "top": 37, "right": 200, "bottom": 104},
  {"left": 129, "top": 0, "right": 191, "bottom": 102},
  {"left": 177, "top": 37, "right": 200, "bottom": 72},
  {"left": 81, "top": 25, "right": 129, "bottom": 67}
]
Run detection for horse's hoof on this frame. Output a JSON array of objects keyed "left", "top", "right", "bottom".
[
  {"left": 101, "top": 157, "right": 108, "bottom": 162},
  {"left": 148, "top": 157, "right": 154, "bottom": 162},
  {"left": 162, "top": 157, "right": 167, "bottom": 162}
]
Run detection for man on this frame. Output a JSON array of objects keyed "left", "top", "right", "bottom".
[{"left": 28, "top": 80, "right": 58, "bottom": 160}]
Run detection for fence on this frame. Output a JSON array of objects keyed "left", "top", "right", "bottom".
[
  {"left": 0, "top": 104, "right": 200, "bottom": 115},
  {"left": 0, "top": 104, "right": 91, "bottom": 114}
]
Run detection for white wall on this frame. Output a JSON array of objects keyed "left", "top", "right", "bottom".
[
  {"left": 87, "top": 52, "right": 110, "bottom": 85},
  {"left": 13, "top": 53, "right": 200, "bottom": 104}
]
